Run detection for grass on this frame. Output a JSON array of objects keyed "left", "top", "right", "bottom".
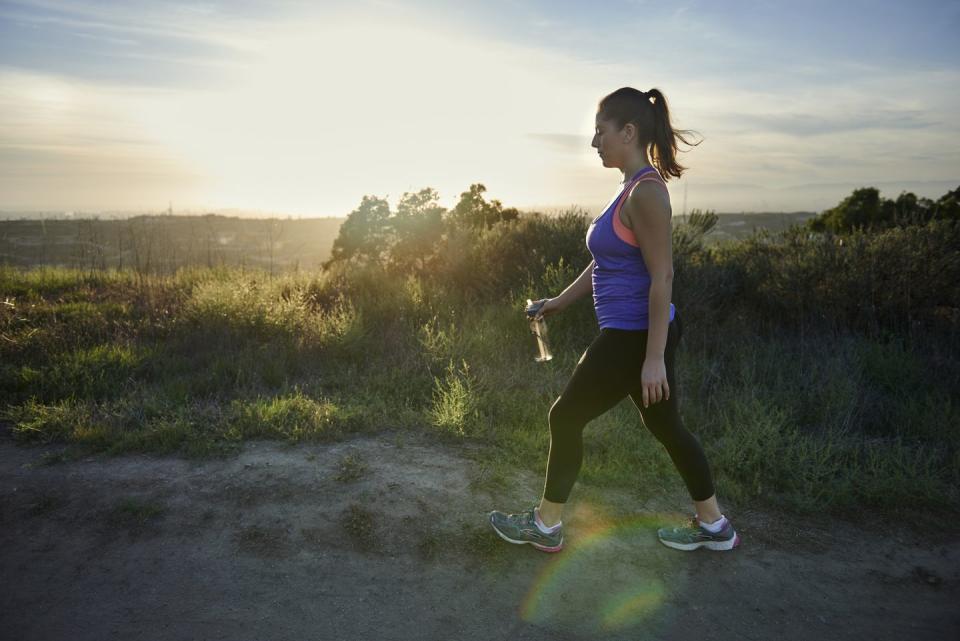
[
  {"left": 1, "top": 262, "right": 958, "bottom": 525},
  {"left": 335, "top": 451, "right": 368, "bottom": 482},
  {"left": 414, "top": 517, "right": 511, "bottom": 563},
  {"left": 340, "top": 503, "right": 378, "bottom": 552},
  {"left": 466, "top": 457, "right": 514, "bottom": 495}
]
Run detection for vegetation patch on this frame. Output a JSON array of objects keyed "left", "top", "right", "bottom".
[
  {"left": 334, "top": 451, "right": 368, "bottom": 482},
  {"left": 340, "top": 503, "right": 378, "bottom": 552}
]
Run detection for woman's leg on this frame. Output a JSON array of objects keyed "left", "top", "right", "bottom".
[
  {"left": 629, "top": 315, "right": 720, "bottom": 519},
  {"left": 540, "top": 330, "right": 638, "bottom": 522}
]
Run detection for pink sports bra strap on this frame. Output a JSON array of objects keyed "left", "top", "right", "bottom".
[{"left": 611, "top": 172, "right": 669, "bottom": 248}]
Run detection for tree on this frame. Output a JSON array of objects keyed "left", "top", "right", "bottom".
[
  {"left": 389, "top": 187, "right": 447, "bottom": 275},
  {"left": 446, "top": 183, "right": 519, "bottom": 232},
  {"left": 932, "top": 186, "right": 960, "bottom": 222},
  {"left": 821, "top": 187, "right": 884, "bottom": 232},
  {"left": 807, "top": 184, "right": 960, "bottom": 234},
  {"left": 323, "top": 195, "right": 392, "bottom": 269}
]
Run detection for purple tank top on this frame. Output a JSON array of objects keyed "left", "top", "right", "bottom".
[{"left": 585, "top": 166, "right": 676, "bottom": 330}]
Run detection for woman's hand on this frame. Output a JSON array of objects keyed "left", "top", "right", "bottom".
[
  {"left": 527, "top": 297, "right": 564, "bottom": 321},
  {"left": 640, "top": 357, "right": 670, "bottom": 408}
]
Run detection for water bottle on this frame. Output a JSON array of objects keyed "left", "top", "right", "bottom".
[{"left": 525, "top": 299, "right": 553, "bottom": 362}]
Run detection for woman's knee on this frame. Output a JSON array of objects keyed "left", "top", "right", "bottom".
[
  {"left": 636, "top": 402, "right": 683, "bottom": 441},
  {"left": 548, "top": 397, "right": 580, "bottom": 435}
]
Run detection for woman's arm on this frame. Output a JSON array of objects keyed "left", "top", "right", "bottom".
[
  {"left": 622, "top": 181, "right": 674, "bottom": 407},
  {"left": 645, "top": 278, "right": 673, "bottom": 358},
  {"left": 622, "top": 182, "right": 674, "bottom": 359},
  {"left": 552, "top": 259, "right": 595, "bottom": 310}
]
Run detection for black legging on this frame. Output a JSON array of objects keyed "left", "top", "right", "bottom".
[{"left": 542, "top": 310, "right": 716, "bottom": 503}]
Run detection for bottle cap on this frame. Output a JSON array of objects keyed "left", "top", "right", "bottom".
[{"left": 526, "top": 299, "right": 545, "bottom": 317}]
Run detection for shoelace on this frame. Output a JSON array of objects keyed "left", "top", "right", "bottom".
[
  {"left": 525, "top": 505, "right": 539, "bottom": 526},
  {"left": 504, "top": 506, "right": 532, "bottom": 526},
  {"left": 517, "top": 504, "right": 540, "bottom": 528},
  {"left": 507, "top": 504, "right": 556, "bottom": 531}
]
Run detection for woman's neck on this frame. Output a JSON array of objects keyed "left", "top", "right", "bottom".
[{"left": 621, "top": 161, "right": 653, "bottom": 184}]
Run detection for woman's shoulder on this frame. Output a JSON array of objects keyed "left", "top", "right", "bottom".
[
  {"left": 619, "top": 176, "right": 672, "bottom": 230},
  {"left": 632, "top": 167, "right": 669, "bottom": 191},
  {"left": 627, "top": 169, "right": 670, "bottom": 207}
]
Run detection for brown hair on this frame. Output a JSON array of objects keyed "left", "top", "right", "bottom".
[{"left": 597, "top": 87, "right": 702, "bottom": 181}]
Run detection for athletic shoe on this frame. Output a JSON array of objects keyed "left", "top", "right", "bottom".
[
  {"left": 657, "top": 514, "right": 740, "bottom": 551},
  {"left": 489, "top": 502, "right": 564, "bottom": 553}
]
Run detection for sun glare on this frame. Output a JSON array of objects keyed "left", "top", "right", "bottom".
[{"left": 120, "top": 12, "right": 594, "bottom": 214}]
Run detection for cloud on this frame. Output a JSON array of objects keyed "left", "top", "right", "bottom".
[
  {"left": 2, "top": 0, "right": 958, "bottom": 214},
  {"left": 735, "top": 109, "right": 940, "bottom": 137},
  {"left": 0, "top": 0, "right": 271, "bottom": 88},
  {"left": 0, "top": 0, "right": 264, "bottom": 51}
]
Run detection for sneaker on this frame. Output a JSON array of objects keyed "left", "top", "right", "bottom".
[
  {"left": 489, "top": 502, "right": 564, "bottom": 553},
  {"left": 657, "top": 514, "right": 740, "bottom": 551}
]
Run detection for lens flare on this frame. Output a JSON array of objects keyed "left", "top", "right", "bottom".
[{"left": 513, "top": 502, "right": 687, "bottom": 637}]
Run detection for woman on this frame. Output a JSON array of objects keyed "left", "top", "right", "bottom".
[{"left": 489, "top": 87, "right": 740, "bottom": 553}]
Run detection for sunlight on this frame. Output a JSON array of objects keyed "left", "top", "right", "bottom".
[
  {"left": 21, "top": 75, "right": 75, "bottom": 112},
  {"left": 2, "top": 71, "right": 77, "bottom": 137},
  {"left": 123, "top": 12, "right": 587, "bottom": 214}
]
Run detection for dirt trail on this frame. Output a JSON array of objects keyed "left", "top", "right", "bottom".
[{"left": 1, "top": 427, "right": 957, "bottom": 641}]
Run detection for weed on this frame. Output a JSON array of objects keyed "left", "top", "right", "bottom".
[
  {"left": 341, "top": 503, "right": 377, "bottom": 551},
  {"left": 335, "top": 452, "right": 368, "bottom": 482}
]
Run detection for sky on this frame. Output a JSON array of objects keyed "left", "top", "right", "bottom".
[{"left": 1, "top": 0, "right": 959, "bottom": 217}]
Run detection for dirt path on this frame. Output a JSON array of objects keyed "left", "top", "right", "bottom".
[{"left": 1, "top": 427, "right": 957, "bottom": 641}]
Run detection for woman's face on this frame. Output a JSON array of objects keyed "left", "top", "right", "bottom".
[{"left": 592, "top": 114, "right": 626, "bottom": 168}]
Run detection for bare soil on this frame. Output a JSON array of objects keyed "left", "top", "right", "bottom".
[{"left": 1, "top": 425, "right": 958, "bottom": 641}]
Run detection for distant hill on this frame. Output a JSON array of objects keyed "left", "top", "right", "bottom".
[
  {"left": 0, "top": 210, "right": 817, "bottom": 272},
  {"left": 680, "top": 211, "right": 820, "bottom": 244},
  {"left": 0, "top": 215, "right": 345, "bottom": 273},
  {"left": 521, "top": 208, "right": 819, "bottom": 244},
  {"left": 0, "top": 209, "right": 343, "bottom": 222}
]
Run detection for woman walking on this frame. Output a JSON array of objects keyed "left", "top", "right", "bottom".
[{"left": 489, "top": 87, "right": 740, "bottom": 553}]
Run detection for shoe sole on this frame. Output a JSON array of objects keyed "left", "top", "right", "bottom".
[
  {"left": 658, "top": 532, "right": 741, "bottom": 551},
  {"left": 489, "top": 515, "right": 564, "bottom": 552}
]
